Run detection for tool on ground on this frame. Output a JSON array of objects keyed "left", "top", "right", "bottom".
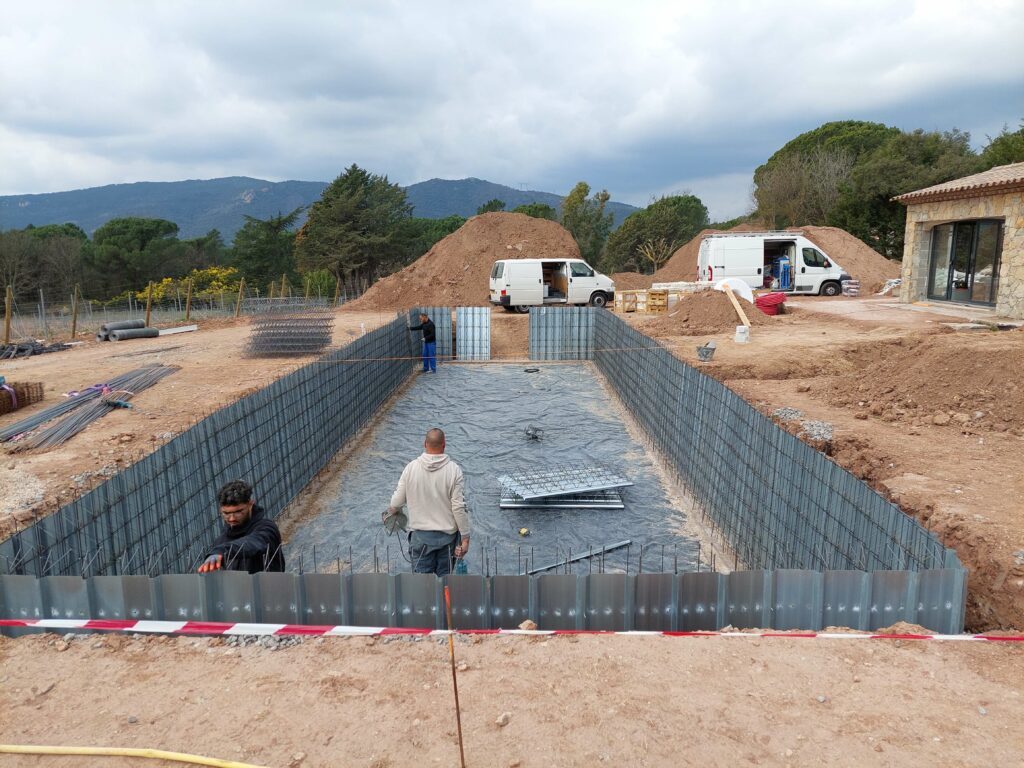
[
  {"left": 523, "top": 424, "right": 544, "bottom": 441},
  {"left": 696, "top": 341, "right": 717, "bottom": 362},
  {"left": 443, "top": 586, "right": 467, "bottom": 768}
]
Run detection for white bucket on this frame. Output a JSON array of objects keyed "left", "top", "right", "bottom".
[{"left": 734, "top": 325, "right": 750, "bottom": 344}]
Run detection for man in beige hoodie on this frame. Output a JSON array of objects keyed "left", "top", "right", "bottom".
[{"left": 386, "top": 428, "right": 470, "bottom": 576}]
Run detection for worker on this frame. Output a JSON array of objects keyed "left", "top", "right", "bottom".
[
  {"left": 198, "top": 480, "right": 285, "bottom": 573},
  {"left": 384, "top": 428, "right": 470, "bottom": 576},
  {"left": 408, "top": 312, "right": 437, "bottom": 373}
]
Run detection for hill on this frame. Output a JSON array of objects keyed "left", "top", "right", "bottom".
[
  {"left": 404, "top": 177, "right": 639, "bottom": 226},
  {"left": 0, "top": 177, "right": 328, "bottom": 242},
  {"left": 1, "top": 177, "right": 640, "bottom": 243}
]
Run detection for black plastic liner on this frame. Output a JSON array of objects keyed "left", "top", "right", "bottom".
[{"left": 287, "top": 364, "right": 700, "bottom": 573}]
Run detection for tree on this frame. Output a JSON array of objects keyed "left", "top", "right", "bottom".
[
  {"left": 230, "top": 208, "right": 303, "bottom": 289},
  {"left": 980, "top": 122, "right": 1024, "bottom": 167},
  {"left": 560, "top": 182, "right": 613, "bottom": 265},
  {"left": 512, "top": 202, "right": 557, "bottom": 220},
  {"left": 294, "top": 164, "right": 412, "bottom": 283},
  {"left": 84, "top": 217, "right": 182, "bottom": 297},
  {"left": 0, "top": 229, "right": 39, "bottom": 301},
  {"left": 476, "top": 198, "right": 506, "bottom": 215},
  {"left": 829, "top": 128, "right": 979, "bottom": 259},
  {"left": 180, "top": 229, "right": 227, "bottom": 271},
  {"left": 602, "top": 195, "right": 709, "bottom": 273},
  {"left": 28, "top": 223, "right": 89, "bottom": 298}
]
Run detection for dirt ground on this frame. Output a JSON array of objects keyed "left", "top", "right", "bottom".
[{"left": 2, "top": 632, "right": 1022, "bottom": 768}]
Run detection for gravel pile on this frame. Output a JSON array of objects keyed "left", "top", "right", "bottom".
[
  {"left": 772, "top": 407, "right": 803, "bottom": 422},
  {"left": 799, "top": 420, "right": 834, "bottom": 442}
]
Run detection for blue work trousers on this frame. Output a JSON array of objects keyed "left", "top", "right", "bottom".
[
  {"left": 422, "top": 341, "right": 437, "bottom": 372},
  {"left": 409, "top": 530, "right": 460, "bottom": 576}
]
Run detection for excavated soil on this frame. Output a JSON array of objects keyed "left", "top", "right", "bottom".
[
  {"left": 822, "top": 332, "right": 1024, "bottom": 434},
  {"left": 652, "top": 224, "right": 900, "bottom": 291},
  {"left": 636, "top": 290, "right": 773, "bottom": 336},
  {"left": 609, "top": 271, "right": 654, "bottom": 290},
  {"left": 2, "top": 632, "right": 1022, "bottom": 768},
  {"left": 345, "top": 212, "right": 580, "bottom": 311}
]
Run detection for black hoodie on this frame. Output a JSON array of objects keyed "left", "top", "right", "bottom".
[
  {"left": 409, "top": 318, "right": 436, "bottom": 343},
  {"left": 206, "top": 505, "right": 285, "bottom": 573}
]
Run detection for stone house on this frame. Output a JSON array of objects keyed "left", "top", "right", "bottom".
[{"left": 895, "top": 162, "right": 1024, "bottom": 319}]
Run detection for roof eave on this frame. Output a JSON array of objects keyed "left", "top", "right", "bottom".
[{"left": 894, "top": 179, "right": 1024, "bottom": 205}]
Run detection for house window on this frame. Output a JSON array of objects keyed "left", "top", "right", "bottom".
[{"left": 927, "top": 220, "right": 1001, "bottom": 305}]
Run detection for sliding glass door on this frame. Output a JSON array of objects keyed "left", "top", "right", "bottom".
[{"left": 926, "top": 220, "right": 1001, "bottom": 305}]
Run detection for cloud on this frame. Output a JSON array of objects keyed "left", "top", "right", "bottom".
[{"left": 1, "top": 0, "right": 1022, "bottom": 214}]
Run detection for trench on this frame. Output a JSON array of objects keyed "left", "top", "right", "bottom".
[{"left": 0, "top": 308, "right": 969, "bottom": 632}]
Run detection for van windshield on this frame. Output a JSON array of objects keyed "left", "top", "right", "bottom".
[{"left": 490, "top": 262, "right": 504, "bottom": 279}]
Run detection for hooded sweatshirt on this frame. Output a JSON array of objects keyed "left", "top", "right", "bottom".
[
  {"left": 206, "top": 505, "right": 285, "bottom": 573},
  {"left": 390, "top": 453, "right": 469, "bottom": 536}
]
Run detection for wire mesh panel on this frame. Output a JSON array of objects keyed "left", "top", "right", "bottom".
[
  {"left": 455, "top": 307, "right": 490, "bottom": 361},
  {"left": 497, "top": 465, "right": 632, "bottom": 500}
]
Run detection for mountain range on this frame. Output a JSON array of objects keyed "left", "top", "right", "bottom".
[{"left": 0, "top": 177, "right": 639, "bottom": 242}]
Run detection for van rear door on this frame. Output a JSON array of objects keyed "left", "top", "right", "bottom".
[{"left": 507, "top": 261, "right": 543, "bottom": 306}]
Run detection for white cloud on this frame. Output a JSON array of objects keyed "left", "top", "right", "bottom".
[{"left": 1, "top": 0, "right": 1022, "bottom": 214}]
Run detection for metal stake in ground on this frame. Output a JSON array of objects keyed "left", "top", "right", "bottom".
[{"left": 443, "top": 586, "right": 467, "bottom": 768}]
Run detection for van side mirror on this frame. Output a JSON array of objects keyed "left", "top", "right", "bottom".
[{"left": 824, "top": 260, "right": 831, "bottom": 268}]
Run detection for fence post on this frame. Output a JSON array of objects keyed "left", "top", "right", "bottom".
[
  {"left": 304, "top": 276, "right": 311, "bottom": 301},
  {"left": 39, "top": 288, "right": 50, "bottom": 340},
  {"left": 144, "top": 282, "right": 154, "bottom": 327},
  {"left": 268, "top": 282, "right": 275, "bottom": 300},
  {"left": 280, "top": 274, "right": 287, "bottom": 299},
  {"left": 235, "top": 277, "right": 246, "bottom": 318},
  {"left": 3, "top": 284, "right": 11, "bottom": 345},
  {"left": 70, "top": 284, "right": 80, "bottom": 340},
  {"left": 333, "top": 278, "right": 340, "bottom": 307},
  {"left": 185, "top": 278, "right": 193, "bottom": 322}
]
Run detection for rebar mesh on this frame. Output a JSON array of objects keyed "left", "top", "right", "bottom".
[{"left": 245, "top": 302, "right": 335, "bottom": 357}]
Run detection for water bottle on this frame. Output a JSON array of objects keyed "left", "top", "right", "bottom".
[{"left": 454, "top": 559, "right": 468, "bottom": 575}]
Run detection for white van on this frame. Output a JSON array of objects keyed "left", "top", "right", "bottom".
[
  {"left": 698, "top": 232, "right": 851, "bottom": 296},
  {"left": 489, "top": 258, "right": 615, "bottom": 313}
]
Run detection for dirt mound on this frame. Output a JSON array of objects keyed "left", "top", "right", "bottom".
[
  {"left": 824, "top": 332, "right": 1024, "bottom": 433},
  {"left": 638, "top": 290, "right": 772, "bottom": 336},
  {"left": 345, "top": 212, "right": 580, "bottom": 310},
  {"left": 652, "top": 224, "right": 901, "bottom": 291},
  {"left": 794, "top": 226, "right": 900, "bottom": 293},
  {"left": 610, "top": 272, "right": 654, "bottom": 290}
]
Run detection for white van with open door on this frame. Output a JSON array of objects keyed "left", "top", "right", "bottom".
[
  {"left": 489, "top": 258, "right": 615, "bottom": 313},
  {"left": 698, "top": 232, "right": 851, "bottom": 296}
]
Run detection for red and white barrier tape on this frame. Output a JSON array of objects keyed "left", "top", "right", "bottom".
[{"left": 2, "top": 619, "right": 1022, "bottom": 641}]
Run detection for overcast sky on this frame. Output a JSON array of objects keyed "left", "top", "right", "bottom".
[{"left": 2, "top": 1, "right": 1022, "bottom": 219}]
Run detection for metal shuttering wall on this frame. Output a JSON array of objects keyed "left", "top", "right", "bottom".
[
  {"left": 0, "top": 317, "right": 415, "bottom": 577},
  {"left": 528, "top": 306, "right": 594, "bottom": 360},
  {"left": 589, "top": 309, "right": 962, "bottom": 575},
  {"left": 455, "top": 307, "right": 491, "bottom": 361},
  {"left": 0, "top": 568, "right": 967, "bottom": 634}
]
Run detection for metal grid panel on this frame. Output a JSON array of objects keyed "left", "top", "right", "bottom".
[
  {"left": 456, "top": 306, "right": 490, "bottom": 361},
  {"left": 499, "top": 487, "right": 624, "bottom": 509},
  {"left": 497, "top": 465, "right": 632, "bottom": 500},
  {"left": 528, "top": 306, "right": 594, "bottom": 360}
]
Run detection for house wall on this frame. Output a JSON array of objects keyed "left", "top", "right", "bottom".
[{"left": 899, "top": 191, "right": 1024, "bottom": 318}]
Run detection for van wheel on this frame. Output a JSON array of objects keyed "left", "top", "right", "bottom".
[
  {"left": 589, "top": 292, "right": 608, "bottom": 308},
  {"left": 819, "top": 281, "right": 841, "bottom": 297},
  {"left": 513, "top": 305, "right": 531, "bottom": 314}
]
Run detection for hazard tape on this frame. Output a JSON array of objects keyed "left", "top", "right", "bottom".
[{"left": 2, "top": 619, "right": 1023, "bottom": 641}]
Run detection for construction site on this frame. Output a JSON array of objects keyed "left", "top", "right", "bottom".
[{"left": 2, "top": 211, "right": 1023, "bottom": 767}]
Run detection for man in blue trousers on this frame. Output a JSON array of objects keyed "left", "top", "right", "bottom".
[{"left": 409, "top": 312, "right": 437, "bottom": 372}]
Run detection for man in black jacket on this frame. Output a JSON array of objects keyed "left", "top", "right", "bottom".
[
  {"left": 408, "top": 312, "right": 437, "bottom": 373},
  {"left": 198, "top": 480, "right": 285, "bottom": 573}
]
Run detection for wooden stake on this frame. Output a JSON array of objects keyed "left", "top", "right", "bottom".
[
  {"left": 268, "top": 282, "right": 275, "bottom": 300},
  {"left": 234, "top": 277, "right": 246, "bottom": 318},
  {"left": 3, "top": 285, "right": 12, "bottom": 345},
  {"left": 144, "top": 281, "right": 154, "bottom": 327},
  {"left": 443, "top": 586, "right": 467, "bottom": 768},
  {"left": 304, "top": 276, "right": 310, "bottom": 300},
  {"left": 723, "top": 285, "right": 751, "bottom": 328},
  {"left": 70, "top": 284, "right": 80, "bottom": 340},
  {"left": 184, "top": 278, "right": 193, "bottom": 322},
  {"left": 280, "top": 274, "right": 287, "bottom": 298},
  {"left": 333, "top": 277, "right": 341, "bottom": 307}
]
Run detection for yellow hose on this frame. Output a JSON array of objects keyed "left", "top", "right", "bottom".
[{"left": 0, "top": 744, "right": 271, "bottom": 767}]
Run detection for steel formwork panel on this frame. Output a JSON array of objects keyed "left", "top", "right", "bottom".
[
  {"left": 497, "top": 465, "right": 632, "bottom": 500},
  {"left": 456, "top": 307, "right": 491, "bottom": 361},
  {"left": 1, "top": 570, "right": 969, "bottom": 634}
]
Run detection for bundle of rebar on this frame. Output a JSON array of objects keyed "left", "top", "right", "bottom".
[
  {"left": 0, "top": 341, "right": 70, "bottom": 359},
  {"left": 0, "top": 364, "right": 179, "bottom": 447},
  {"left": 0, "top": 381, "right": 45, "bottom": 416},
  {"left": 245, "top": 302, "right": 335, "bottom": 357}
]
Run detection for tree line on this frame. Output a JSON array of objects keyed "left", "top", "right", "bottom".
[{"left": 2, "top": 119, "right": 1020, "bottom": 303}]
